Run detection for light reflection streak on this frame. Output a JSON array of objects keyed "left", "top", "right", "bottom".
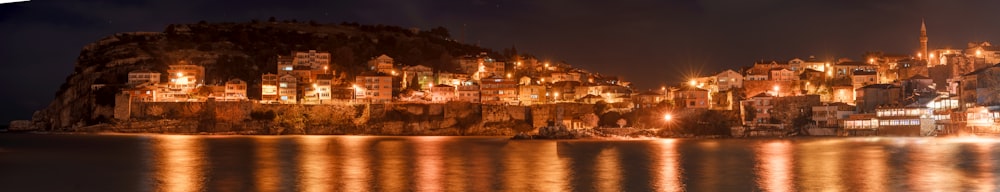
[
  {"left": 154, "top": 135, "right": 205, "bottom": 192},
  {"left": 972, "top": 143, "right": 995, "bottom": 192},
  {"left": 254, "top": 137, "right": 282, "bottom": 192},
  {"left": 595, "top": 147, "right": 622, "bottom": 191},
  {"left": 654, "top": 139, "right": 682, "bottom": 191},
  {"left": 856, "top": 146, "right": 887, "bottom": 191},
  {"left": 338, "top": 136, "right": 371, "bottom": 192},
  {"left": 798, "top": 140, "right": 843, "bottom": 191},
  {"left": 414, "top": 137, "right": 444, "bottom": 192},
  {"left": 533, "top": 141, "right": 568, "bottom": 191},
  {"left": 907, "top": 142, "right": 960, "bottom": 191},
  {"left": 376, "top": 139, "right": 408, "bottom": 191},
  {"left": 297, "top": 136, "right": 332, "bottom": 192},
  {"left": 756, "top": 141, "right": 792, "bottom": 192}
]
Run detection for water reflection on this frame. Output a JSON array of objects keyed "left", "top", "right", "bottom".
[
  {"left": 338, "top": 136, "right": 371, "bottom": 191},
  {"left": 152, "top": 135, "right": 206, "bottom": 192},
  {"left": 297, "top": 136, "right": 333, "bottom": 192},
  {"left": 755, "top": 141, "right": 793, "bottom": 192},
  {"left": 254, "top": 137, "right": 284, "bottom": 192},
  {"left": 125, "top": 136, "right": 1000, "bottom": 192},
  {"left": 653, "top": 140, "right": 683, "bottom": 191}
]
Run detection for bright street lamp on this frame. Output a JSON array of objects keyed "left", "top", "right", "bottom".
[{"left": 664, "top": 114, "right": 673, "bottom": 121}]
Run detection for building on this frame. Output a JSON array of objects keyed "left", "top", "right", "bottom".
[
  {"left": 675, "top": 86, "right": 709, "bottom": 109},
  {"left": 833, "top": 61, "right": 877, "bottom": 78},
  {"left": 261, "top": 74, "right": 279, "bottom": 102},
  {"left": 634, "top": 91, "right": 667, "bottom": 109},
  {"left": 715, "top": 69, "right": 743, "bottom": 91},
  {"left": 517, "top": 84, "right": 550, "bottom": 105},
  {"left": 278, "top": 74, "right": 298, "bottom": 103},
  {"left": 873, "top": 105, "right": 935, "bottom": 136},
  {"left": 851, "top": 70, "right": 878, "bottom": 90},
  {"left": 402, "top": 65, "right": 434, "bottom": 90},
  {"left": 355, "top": 73, "right": 393, "bottom": 103},
  {"left": 456, "top": 82, "right": 481, "bottom": 103},
  {"left": 167, "top": 63, "right": 205, "bottom": 93},
  {"left": 742, "top": 93, "right": 775, "bottom": 125},
  {"left": 856, "top": 84, "right": 902, "bottom": 113},
  {"left": 368, "top": 54, "right": 396, "bottom": 74},
  {"left": 480, "top": 75, "right": 519, "bottom": 105},
  {"left": 127, "top": 70, "right": 161, "bottom": 86},
  {"left": 770, "top": 68, "right": 797, "bottom": 81},
  {"left": 966, "top": 41, "right": 1000, "bottom": 67},
  {"left": 222, "top": 78, "right": 247, "bottom": 101},
  {"left": 919, "top": 19, "right": 928, "bottom": 61},
  {"left": 960, "top": 63, "right": 1000, "bottom": 107},
  {"left": 292, "top": 50, "right": 331, "bottom": 69},
  {"left": 812, "top": 102, "right": 856, "bottom": 128},
  {"left": 429, "top": 84, "right": 456, "bottom": 103}
]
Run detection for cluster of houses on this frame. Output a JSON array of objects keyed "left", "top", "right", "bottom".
[
  {"left": 115, "top": 21, "right": 1000, "bottom": 136},
  {"left": 663, "top": 39, "right": 1000, "bottom": 136},
  {"left": 120, "top": 50, "right": 635, "bottom": 107}
]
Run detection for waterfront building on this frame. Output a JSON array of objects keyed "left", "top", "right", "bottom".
[
  {"left": 222, "top": 78, "right": 247, "bottom": 101},
  {"left": 355, "top": 73, "right": 393, "bottom": 103}
]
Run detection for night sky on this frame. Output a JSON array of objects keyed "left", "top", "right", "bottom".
[{"left": 1, "top": 0, "right": 999, "bottom": 123}]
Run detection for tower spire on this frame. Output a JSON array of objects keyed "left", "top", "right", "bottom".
[{"left": 919, "top": 18, "right": 928, "bottom": 61}]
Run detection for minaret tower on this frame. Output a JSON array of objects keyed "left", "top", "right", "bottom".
[{"left": 920, "top": 19, "right": 928, "bottom": 60}]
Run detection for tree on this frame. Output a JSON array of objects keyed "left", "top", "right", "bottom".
[{"left": 616, "top": 118, "right": 627, "bottom": 128}]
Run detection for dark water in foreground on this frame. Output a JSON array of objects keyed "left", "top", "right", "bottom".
[{"left": 1, "top": 135, "right": 999, "bottom": 191}]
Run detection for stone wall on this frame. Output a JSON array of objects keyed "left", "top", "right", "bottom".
[{"left": 106, "top": 100, "right": 601, "bottom": 136}]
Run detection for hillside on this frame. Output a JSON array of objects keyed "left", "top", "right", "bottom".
[{"left": 36, "top": 20, "right": 500, "bottom": 130}]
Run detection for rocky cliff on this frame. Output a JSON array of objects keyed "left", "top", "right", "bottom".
[{"left": 33, "top": 21, "right": 497, "bottom": 130}]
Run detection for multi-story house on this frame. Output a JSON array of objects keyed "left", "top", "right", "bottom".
[
  {"left": 480, "top": 75, "right": 518, "bottom": 105},
  {"left": 856, "top": 84, "right": 902, "bottom": 113},
  {"left": 811, "top": 102, "right": 856, "bottom": 128},
  {"left": 675, "top": 86, "right": 709, "bottom": 109},
  {"left": 261, "top": 74, "right": 279, "bottom": 102},
  {"left": 833, "top": 61, "right": 877, "bottom": 78},
  {"left": 517, "top": 84, "right": 549, "bottom": 105},
  {"left": 355, "top": 73, "right": 393, "bottom": 103},
  {"left": 278, "top": 74, "right": 298, "bottom": 103},
  {"left": 167, "top": 63, "right": 205, "bottom": 93},
  {"left": 292, "top": 50, "right": 331, "bottom": 69},
  {"left": 402, "top": 65, "right": 434, "bottom": 90},
  {"left": 222, "top": 78, "right": 247, "bottom": 101},
  {"left": 851, "top": 70, "right": 878, "bottom": 91},
  {"left": 715, "top": 69, "right": 743, "bottom": 91},
  {"left": 127, "top": 70, "right": 161, "bottom": 86},
  {"left": 430, "top": 84, "right": 455, "bottom": 103},
  {"left": 456, "top": 82, "right": 481, "bottom": 103},
  {"left": 368, "top": 54, "right": 396, "bottom": 74},
  {"left": 742, "top": 93, "right": 774, "bottom": 125}
]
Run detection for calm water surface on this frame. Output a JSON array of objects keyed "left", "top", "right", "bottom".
[{"left": 1, "top": 134, "right": 999, "bottom": 191}]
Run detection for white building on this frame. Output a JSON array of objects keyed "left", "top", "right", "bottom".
[{"left": 127, "top": 70, "right": 161, "bottom": 86}]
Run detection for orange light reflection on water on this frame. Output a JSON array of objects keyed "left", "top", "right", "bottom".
[
  {"left": 756, "top": 141, "right": 793, "bottom": 192},
  {"left": 595, "top": 147, "right": 622, "bottom": 191},
  {"left": 154, "top": 135, "right": 206, "bottom": 192},
  {"left": 338, "top": 136, "right": 371, "bottom": 192},
  {"left": 297, "top": 136, "right": 333, "bottom": 192},
  {"left": 254, "top": 137, "right": 282, "bottom": 192},
  {"left": 414, "top": 137, "right": 445, "bottom": 192},
  {"left": 654, "top": 139, "right": 683, "bottom": 191},
  {"left": 375, "top": 139, "right": 408, "bottom": 191}
]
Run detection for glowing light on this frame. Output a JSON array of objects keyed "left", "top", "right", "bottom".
[
  {"left": 664, "top": 114, "right": 673, "bottom": 121},
  {"left": 689, "top": 79, "right": 697, "bottom": 86},
  {"left": 176, "top": 72, "right": 184, "bottom": 77},
  {"left": 977, "top": 49, "right": 983, "bottom": 56},
  {"left": 868, "top": 58, "right": 874, "bottom": 63},
  {"left": 929, "top": 53, "right": 935, "bottom": 59}
]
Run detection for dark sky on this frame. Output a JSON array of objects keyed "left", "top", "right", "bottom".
[{"left": 1, "top": 0, "right": 999, "bottom": 123}]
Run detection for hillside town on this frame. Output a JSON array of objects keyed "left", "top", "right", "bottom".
[{"left": 112, "top": 20, "right": 1000, "bottom": 136}]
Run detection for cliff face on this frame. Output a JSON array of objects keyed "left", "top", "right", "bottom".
[{"left": 34, "top": 21, "right": 495, "bottom": 130}]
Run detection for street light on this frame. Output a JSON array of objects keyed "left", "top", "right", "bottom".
[
  {"left": 773, "top": 85, "right": 780, "bottom": 97},
  {"left": 664, "top": 114, "right": 673, "bottom": 121}
]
